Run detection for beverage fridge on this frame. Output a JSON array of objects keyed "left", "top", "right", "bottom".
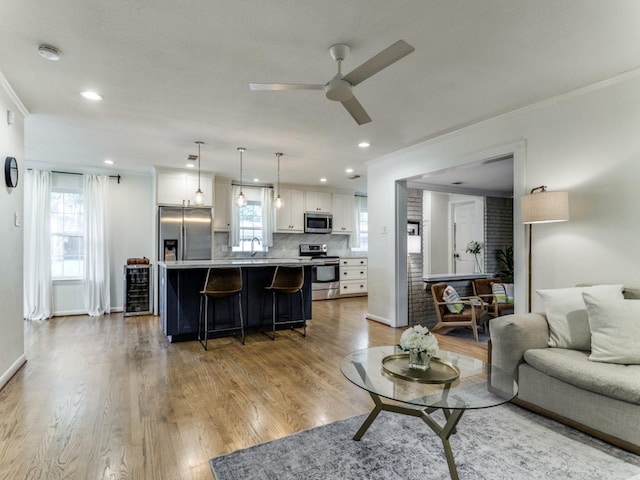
[{"left": 158, "top": 206, "right": 212, "bottom": 261}]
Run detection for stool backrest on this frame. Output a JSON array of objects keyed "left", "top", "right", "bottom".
[
  {"left": 202, "top": 267, "right": 243, "bottom": 295},
  {"left": 269, "top": 266, "right": 304, "bottom": 292}
]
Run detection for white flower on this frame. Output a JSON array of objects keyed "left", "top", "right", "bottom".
[
  {"left": 399, "top": 325, "right": 438, "bottom": 356},
  {"left": 466, "top": 240, "right": 483, "bottom": 255}
]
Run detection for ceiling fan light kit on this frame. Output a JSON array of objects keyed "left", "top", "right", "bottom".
[{"left": 250, "top": 40, "right": 414, "bottom": 125}]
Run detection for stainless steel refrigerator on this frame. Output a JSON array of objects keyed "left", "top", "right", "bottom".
[{"left": 158, "top": 206, "right": 212, "bottom": 261}]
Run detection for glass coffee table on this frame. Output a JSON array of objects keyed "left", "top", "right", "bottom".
[{"left": 340, "top": 346, "right": 518, "bottom": 480}]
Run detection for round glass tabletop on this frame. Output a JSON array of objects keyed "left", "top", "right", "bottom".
[{"left": 340, "top": 346, "right": 517, "bottom": 410}]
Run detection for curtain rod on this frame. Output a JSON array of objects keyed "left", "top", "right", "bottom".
[{"left": 28, "top": 168, "right": 121, "bottom": 184}]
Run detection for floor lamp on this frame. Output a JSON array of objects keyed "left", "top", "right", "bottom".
[{"left": 521, "top": 186, "right": 570, "bottom": 312}]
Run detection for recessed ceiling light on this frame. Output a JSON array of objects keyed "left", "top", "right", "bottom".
[
  {"left": 81, "top": 91, "right": 103, "bottom": 101},
  {"left": 186, "top": 162, "right": 195, "bottom": 168},
  {"left": 253, "top": 178, "right": 260, "bottom": 182},
  {"left": 320, "top": 177, "right": 327, "bottom": 183},
  {"left": 345, "top": 168, "right": 354, "bottom": 174},
  {"left": 358, "top": 142, "right": 370, "bottom": 148},
  {"left": 103, "top": 159, "right": 114, "bottom": 165},
  {"left": 38, "top": 44, "right": 61, "bottom": 61}
]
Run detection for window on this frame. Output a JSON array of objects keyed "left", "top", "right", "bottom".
[
  {"left": 232, "top": 200, "right": 265, "bottom": 253},
  {"left": 352, "top": 196, "right": 368, "bottom": 252},
  {"left": 51, "top": 176, "right": 84, "bottom": 278}
]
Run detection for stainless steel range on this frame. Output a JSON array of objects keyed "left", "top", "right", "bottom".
[{"left": 299, "top": 243, "right": 340, "bottom": 300}]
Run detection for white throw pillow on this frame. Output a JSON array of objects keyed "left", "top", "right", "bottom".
[
  {"left": 443, "top": 285, "right": 463, "bottom": 314},
  {"left": 536, "top": 284, "right": 624, "bottom": 350},
  {"left": 491, "top": 282, "right": 507, "bottom": 303},
  {"left": 505, "top": 283, "right": 515, "bottom": 304},
  {"left": 583, "top": 293, "right": 640, "bottom": 364}
]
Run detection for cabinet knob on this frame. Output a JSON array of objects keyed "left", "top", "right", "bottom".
[{"left": 343, "top": 285, "right": 347, "bottom": 289}]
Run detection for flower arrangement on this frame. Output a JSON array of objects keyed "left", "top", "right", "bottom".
[
  {"left": 466, "top": 240, "right": 483, "bottom": 255},
  {"left": 399, "top": 325, "right": 438, "bottom": 356}
]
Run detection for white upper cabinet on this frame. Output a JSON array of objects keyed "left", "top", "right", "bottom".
[
  {"left": 213, "top": 182, "right": 231, "bottom": 231},
  {"left": 157, "top": 172, "right": 213, "bottom": 206},
  {"left": 304, "top": 191, "right": 332, "bottom": 212},
  {"left": 332, "top": 193, "right": 355, "bottom": 234},
  {"left": 276, "top": 188, "right": 305, "bottom": 232}
]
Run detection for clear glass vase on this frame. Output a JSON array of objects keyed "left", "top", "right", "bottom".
[{"left": 408, "top": 351, "right": 432, "bottom": 370}]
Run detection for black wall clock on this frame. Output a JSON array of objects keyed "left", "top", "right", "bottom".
[{"left": 4, "top": 157, "right": 18, "bottom": 188}]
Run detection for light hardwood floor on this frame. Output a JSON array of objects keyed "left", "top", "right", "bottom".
[{"left": 0, "top": 297, "right": 487, "bottom": 480}]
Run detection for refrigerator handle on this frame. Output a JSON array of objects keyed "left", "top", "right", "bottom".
[{"left": 180, "top": 222, "right": 186, "bottom": 261}]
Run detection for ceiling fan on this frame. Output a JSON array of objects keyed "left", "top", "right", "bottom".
[{"left": 250, "top": 40, "right": 415, "bottom": 125}]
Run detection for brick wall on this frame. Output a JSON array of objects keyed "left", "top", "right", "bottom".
[
  {"left": 484, "top": 197, "right": 513, "bottom": 277},
  {"left": 407, "top": 188, "right": 428, "bottom": 327}
]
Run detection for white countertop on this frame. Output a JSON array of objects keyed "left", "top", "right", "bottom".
[
  {"left": 159, "top": 258, "right": 324, "bottom": 269},
  {"left": 423, "top": 273, "right": 495, "bottom": 282}
]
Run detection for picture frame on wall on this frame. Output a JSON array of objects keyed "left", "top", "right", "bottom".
[{"left": 407, "top": 221, "right": 420, "bottom": 236}]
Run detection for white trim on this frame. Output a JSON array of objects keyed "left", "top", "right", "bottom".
[
  {"left": 0, "top": 354, "right": 27, "bottom": 391},
  {"left": 0, "top": 70, "right": 29, "bottom": 118},
  {"left": 365, "top": 313, "right": 392, "bottom": 327}
]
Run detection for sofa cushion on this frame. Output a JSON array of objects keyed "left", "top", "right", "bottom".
[
  {"left": 583, "top": 293, "right": 640, "bottom": 364},
  {"left": 523, "top": 348, "right": 640, "bottom": 404},
  {"left": 536, "top": 285, "right": 624, "bottom": 350}
]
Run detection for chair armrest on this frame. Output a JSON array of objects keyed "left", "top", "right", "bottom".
[{"left": 489, "top": 313, "right": 549, "bottom": 384}]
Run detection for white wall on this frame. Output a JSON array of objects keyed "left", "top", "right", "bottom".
[
  {"left": 0, "top": 73, "right": 26, "bottom": 388},
  {"left": 50, "top": 173, "right": 154, "bottom": 315},
  {"left": 368, "top": 72, "right": 640, "bottom": 326}
]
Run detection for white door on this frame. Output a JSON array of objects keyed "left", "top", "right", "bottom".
[{"left": 452, "top": 202, "right": 476, "bottom": 273}]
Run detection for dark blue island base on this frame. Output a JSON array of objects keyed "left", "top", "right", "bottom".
[{"left": 158, "top": 262, "right": 312, "bottom": 343}]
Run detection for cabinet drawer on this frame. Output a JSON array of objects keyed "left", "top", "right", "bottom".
[
  {"left": 340, "top": 266, "right": 367, "bottom": 280},
  {"left": 340, "top": 258, "right": 368, "bottom": 267},
  {"left": 340, "top": 280, "right": 368, "bottom": 295}
]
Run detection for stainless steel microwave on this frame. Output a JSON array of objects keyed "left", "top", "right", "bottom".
[{"left": 304, "top": 212, "right": 333, "bottom": 233}]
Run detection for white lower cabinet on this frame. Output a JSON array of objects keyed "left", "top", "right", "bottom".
[{"left": 339, "top": 258, "right": 368, "bottom": 296}]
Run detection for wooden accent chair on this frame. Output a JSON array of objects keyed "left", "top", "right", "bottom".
[
  {"left": 430, "top": 282, "right": 488, "bottom": 342},
  {"left": 472, "top": 278, "right": 515, "bottom": 318}
]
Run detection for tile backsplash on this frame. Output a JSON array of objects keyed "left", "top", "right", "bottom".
[{"left": 213, "top": 232, "right": 365, "bottom": 258}]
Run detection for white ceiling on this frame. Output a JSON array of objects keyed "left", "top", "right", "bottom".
[{"left": 2, "top": 1, "right": 640, "bottom": 194}]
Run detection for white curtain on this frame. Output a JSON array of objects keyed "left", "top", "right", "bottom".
[
  {"left": 83, "top": 175, "right": 111, "bottom": 316},
  {"left": 260, "top": 187, "right": 274, "bottom": 247},
  {"left": 23, "top": 169, "right": 52, "bottom": 320},
  {"left": 352, "top": 195, "right": 368, "bottom": 248},
  {"left": 229, "top": 185, "right": 241, "bottom": 247}
]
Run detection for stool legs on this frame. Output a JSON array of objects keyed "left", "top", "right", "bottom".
[
  {"left": 265, "top": 290, "right": 306, "bottom": 340},
  {"left": 198, "top": 293, "right": 244, "bottom": 351}
]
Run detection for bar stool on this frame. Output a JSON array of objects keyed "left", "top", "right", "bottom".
[
  {"left": 264, "top": 266, "right": 306, "bottom": 340},
  {"left": 198, "top": 267, "right": 244, "bottom": 350}
]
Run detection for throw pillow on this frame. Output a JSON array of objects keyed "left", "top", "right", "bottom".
[
  {"left": 491, "top": 282, "right": 507, "bottom": 303},
  {"left": 583, "top": 293, "right": 640, "bottom": 364},
  {"left": 443, "top": 285, "right": 464, "bottom": 314},
  {"left": 505, "top": 283, "right": 515, "bottom": 304},
  {"left": 536, "top": 284, "right": 624, "bottom": 350}
]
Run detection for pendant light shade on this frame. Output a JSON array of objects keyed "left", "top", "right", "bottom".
[
  {"left": 236, "top": 147, "right": 247, "bottom": 207},
  {"left": 194, "top": 141, "right": 205, "bottom": 205},
  {"left": 275, "top": 152, "right": 284, "bottom": 209}
]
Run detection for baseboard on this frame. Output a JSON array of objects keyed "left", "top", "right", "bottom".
[
  {"left": 0, "top": 354, "right": 27, "bottom": 392},
  {"left": 366, "top": 313, "right": 393, "bottom": 326},
  {"left": 512, "top": 397, "right": 640, "bottom": 456}
]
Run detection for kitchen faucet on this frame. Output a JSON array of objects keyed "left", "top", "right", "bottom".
[{"left": 250, "top": 237, "right": 261, "bottom": 256}]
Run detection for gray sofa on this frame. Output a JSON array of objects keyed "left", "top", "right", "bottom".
[{"left": 490, "top": 292, "right": 640, "bottom": 454}]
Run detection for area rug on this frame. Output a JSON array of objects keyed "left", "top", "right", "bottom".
[{"left": 210, "top": 403, "right": 640, "bottom": 480}]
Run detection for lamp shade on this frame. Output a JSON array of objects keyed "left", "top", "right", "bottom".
[{"left": 521, "top": 190, "right": 569, "bottom": 224}]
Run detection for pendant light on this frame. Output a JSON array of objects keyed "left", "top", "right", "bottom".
[
  {"left": 275, "top": 152, "right": 284, "bottom": 209},
  {"left": 236, "top": 147, "right": 247, "bottom": 207},
  {"left": 194, "top": 141, "right": 205, "bottom": 205}
]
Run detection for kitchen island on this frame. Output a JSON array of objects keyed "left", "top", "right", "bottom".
[{"left": 158, "top": 259, "right": 316, "bottom": 342}]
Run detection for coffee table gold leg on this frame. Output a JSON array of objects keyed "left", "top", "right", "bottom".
[
  {"left": 421, "top": 407, "right": 465, "bottom": 480},
  {"left": 353, "top": 393, "right": 384, "bottom": 440}
]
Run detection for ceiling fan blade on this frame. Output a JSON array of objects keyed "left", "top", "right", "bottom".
[
  {"left": 342, "top": 40, "right": 415, "bottom": 87},
  {"left": 341, "top": 96, "right": 372, "bottom": 125},
  {"left": 249, "top": 83, "right": 324, "bottom": 91}
]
